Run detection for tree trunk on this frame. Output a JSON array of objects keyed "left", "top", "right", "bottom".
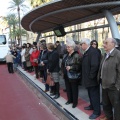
[{"left": 18, "top": 6, "right": 22, "bottom": 45}]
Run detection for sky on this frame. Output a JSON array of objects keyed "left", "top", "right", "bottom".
[
  {"left": 0, "top": 0, "right": 30, "bottom": 17},
  {"left": 0, "top": 0, "right": 10, "bottom": 16}
]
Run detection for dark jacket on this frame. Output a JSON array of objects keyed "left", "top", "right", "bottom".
[
  {"left": 38, "top": 49, "right": 48, "bottom": 70},
  {"left": 38, "top": 50, "right": 48, "bottom": 64},
  {"left": 48, "top": 50, "right": 60, "bottom": 73},
  {"left": 12, "top": 50, "right": 18, "bottom": 63},
  {"left": 62, "top": 51, "right": 82, "bottom": 76},
  {"left": 82, "top": 46, "right": 101, "bottom": 87}
]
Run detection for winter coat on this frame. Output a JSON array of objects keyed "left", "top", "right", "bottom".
[
  {"left": 25, "top": 48, "right": 31, "bottom": 67},
  {"left": 61, "top": 51, "right": 81, "bottom": 81},
  {"left": 30, "top": 50, "right": 40, "bottom": 66},
  {"left": 82, "top": 46, "right": 101, "bottom": 87},
  {"left": 5, "top": 54, "right": 16, "bottom": 63},
  {"left": 48, "top": 50, "right": 60, "bottom": 73},
  {"left": 98, "top": 48, "right": 120, "bottom": 89}
]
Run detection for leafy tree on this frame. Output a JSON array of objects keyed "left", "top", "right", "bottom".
[
  {"left": 8, "top": 0, "right": 28, "bottom": 45},
  {"left": 3, "top": 14, "right": 18, "bottom": 45}
]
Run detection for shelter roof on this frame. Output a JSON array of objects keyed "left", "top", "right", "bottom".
[{"left": 21, "top": 0, "right": 120, "bottom": 33}]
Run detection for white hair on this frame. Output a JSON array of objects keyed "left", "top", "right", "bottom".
[
  {"left": 66, "top": 37, "right": 76, "bottom": 49},
  {"left": 112, "top": 38, "right": 117, "bottom": 46},
  {"left": 106, "top": 38, "right": 117, "bottom": 46},
  {"left": 81, "top": 38, "right": 90, "bottom": 45}
]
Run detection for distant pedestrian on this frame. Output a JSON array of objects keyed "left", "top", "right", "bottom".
[
  {"left": 12, "top": 48, "right": 18, "bottom": 71},
  {"left": 5, "top": 51, "right": 16, "bottom": 73}
]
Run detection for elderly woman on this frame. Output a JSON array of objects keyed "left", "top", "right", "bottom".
[
  {"left": 47, "top": 43, "right": 60, "bottom": 99},
  {"left": 61, "top": 38, "right": 82, "bottom": 108}
]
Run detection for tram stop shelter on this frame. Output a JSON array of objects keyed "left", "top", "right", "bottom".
[
  {"left": 21, "top": 0, "right": 120, "bottom": 42},
  {"left": 21, "top": 1, "right": 120, "bottom": 120}
]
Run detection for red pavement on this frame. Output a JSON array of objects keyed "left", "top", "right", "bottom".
[{"left": 0, "top": 64, "right": 59, "bottom": 120}]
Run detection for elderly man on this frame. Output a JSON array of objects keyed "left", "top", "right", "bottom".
[
  {"left": 98, "top": 38, "right": 120, "bottom": 120},
  {"left": 81, "top": 38, "right": 101, "bottom": 119}
]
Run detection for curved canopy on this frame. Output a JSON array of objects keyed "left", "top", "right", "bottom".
[{"left": 21, "top": 0, "right": 120, "bottom": 33}]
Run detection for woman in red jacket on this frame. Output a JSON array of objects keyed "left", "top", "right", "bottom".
[{"left": 30, "top": 46, "right": 40, "bottom": 79}]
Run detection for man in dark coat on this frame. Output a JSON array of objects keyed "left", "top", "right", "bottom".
[{"left": 81, "top": 38, "right": 101, "bottom": 119}]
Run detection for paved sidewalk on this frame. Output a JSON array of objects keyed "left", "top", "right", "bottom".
[{"left": 17, "top": 66, "right": 105, "bottom": 120}]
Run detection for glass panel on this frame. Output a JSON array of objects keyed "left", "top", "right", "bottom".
[{"left": 0, "top": 35, "right": 6, "bottom": 44}]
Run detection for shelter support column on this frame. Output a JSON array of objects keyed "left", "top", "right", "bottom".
[
  {"left": 103, "top": 10, "right": 120, "bottom": 39},
  {"left": 36, "top": 32, "right": 41, "bottom": 43}
]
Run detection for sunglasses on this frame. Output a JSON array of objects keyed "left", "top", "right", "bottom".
[{"left": 33, "top": 48, "right": 36, "bottom": 49}]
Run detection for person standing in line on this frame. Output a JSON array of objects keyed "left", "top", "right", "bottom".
[
  {"left": 21, "top": 45, "right": 26, "bottom": 70},
  {"left": 74, "top": 41, "right": 83, "bottom": 57},
  {"left": 61, "top": 38, "right": 82, "bottom": 108},
  {"left": 90, "top": 40, "right": 102, "bottom": 58},
  {"left": 25, "top": 43, "right": 32, "bottom": 72},
  {"left": 30, "top": 46, "right": 40, "bottom": 79},
  {"left": 38, "top": 44, "right": 45, "bottom": 82},
  {"left": 81, "top": 38, "right": 101, "bottom": 119},
  {"left": 98, "top": 38, "right": 120, "bottom": 120},
  {"left": 5, "top": 51, "right": 16, "bottom": 73},
  {"left": 39, "top": 44, "right": 49, "bottom": 92},
  {"left": 47, "top": 43, "right": 60, "bottom": 99}
]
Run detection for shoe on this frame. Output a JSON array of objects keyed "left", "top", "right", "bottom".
[
  {"left": 65, "top": 101, "right": 72, "bottom": 105},
  {"left": 53, "top": 94, "right": 60, "bottom": 99},
  {"left": 89, "top": 114, "right": 100, "bottom": 119},
  {"left": 50, "top": 93, "right": 56, "bottom": 96},
  {"left": 44, "top": 90, "right": 49, "bottom": 92},
  {"left": 72, "top": 104, "right": 77, "bottom": 108},
  {"left": 84, "top": 106, "right": 93, "bottom": 110},
  {"left": 99, "top": 116, "right": 108, "bottom": 120}
]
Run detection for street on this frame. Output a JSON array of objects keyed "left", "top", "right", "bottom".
[{"left": 0, "top": 64, "right": 59, "bottom": 120}]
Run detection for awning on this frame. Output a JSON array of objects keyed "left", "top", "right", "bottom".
[{"left": 21, "top": 0, "right": 120, "bottom": 33}]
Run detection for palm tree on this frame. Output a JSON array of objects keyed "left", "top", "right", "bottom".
[
  {"left": 14, "top": 28, "right": 28, "bottom": 43},
  {"left": 29, "top": 0, "right": 51, "bottom": 8},
  {"left": 8, "top": 0, "right": 28, "bottom": 45},
  {"left": 3, "top": 14, "right": 18, "bottom": 45}
]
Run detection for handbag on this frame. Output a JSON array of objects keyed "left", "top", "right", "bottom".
[
  {"left": 67, "top": 71, "right": 81, "bottom": 81},
  {"left": 46, "top": 73, "right": 54, "bottom": 86}
]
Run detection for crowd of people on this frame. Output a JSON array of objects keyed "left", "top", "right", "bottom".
[{"left": 5, "top": 37, "right": 120, "bottom": 120}]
